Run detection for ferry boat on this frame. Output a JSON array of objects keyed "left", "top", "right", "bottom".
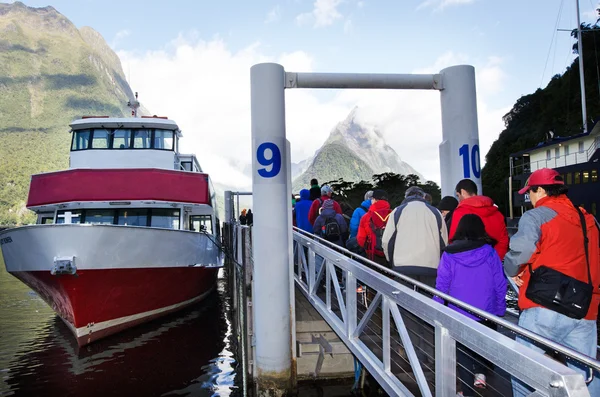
[{"left": 0, "top": 101, "right": 222, "bottom": 346}]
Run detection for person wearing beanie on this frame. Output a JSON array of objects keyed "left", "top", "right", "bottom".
[
  {"left": 382, "top": 186, "right": 448, "bottom": 287},
  {"left": 308, "top": 184, "right": 342, "bottom": 225},
  {"left": 312, "top": 199, "right": 348, "bottom": 247},
  {"left": 309, "top": 178, "right": 321, "bottom": 201},
  {"left": 357, "top": 189, "right": 392, "bottom": 266},
  {"left": 438, "top": 196, "right": 459, "bottom": 231}
]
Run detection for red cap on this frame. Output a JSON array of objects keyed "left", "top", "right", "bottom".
[{"left": 518, "top": 168, "right": 564, "bottom": 194}]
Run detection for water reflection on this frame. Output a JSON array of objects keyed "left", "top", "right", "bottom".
[{"left": 0, "top": 267, "right": 239, "bottom": 396}]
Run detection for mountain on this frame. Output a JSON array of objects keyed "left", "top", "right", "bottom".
[
  {"left": 0, "top": 2, "right": 135, "bottom": 224},
  {"left": 482, "top": 24, "right": 600, "bottom": 214},
  {"left": 292, "top": 107, "right": 423, "bottom": 192}
]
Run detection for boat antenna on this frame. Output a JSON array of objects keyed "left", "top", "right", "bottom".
[
  {"left": 127, "top": 92, "right": 140, "bottom": 118},
  {"left": 576, "top": 0, "right": 588, "bottom": 133}
]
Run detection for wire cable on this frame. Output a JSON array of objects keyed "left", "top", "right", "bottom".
[{"left": 541, "top": 0, "right": 565, "bottom": 88}]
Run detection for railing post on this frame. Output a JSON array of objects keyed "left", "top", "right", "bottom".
[
  {"left": 345, "top": 271, "right": 357, "bottom": 338},
  {"left": 308, "top": 244, "right": 316, "bottom": 295},
  {"left": 435, "top": 322, "right": 456, "bottom": 397}
]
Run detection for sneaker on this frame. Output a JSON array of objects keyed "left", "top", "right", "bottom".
[{"left": 474, "top": 373, "right": 486, "bottom": 388}]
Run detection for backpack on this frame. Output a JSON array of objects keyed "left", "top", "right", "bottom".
[
  {"left": 367, "top": 211, "right": 391, "bottom": 257},
  {"left": 321, "top": 217, "right": 342, "bottom": 241}
]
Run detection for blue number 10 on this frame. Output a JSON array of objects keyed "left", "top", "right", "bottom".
[
  {"left": 257, "top": 142, "right": 281, "bottom": 178},
  {"left": 459, "top": 144, "right": 481, "bottom": 179}
]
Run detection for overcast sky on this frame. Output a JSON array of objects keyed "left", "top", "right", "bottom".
[{"left": 21, "top": 0, "right": 600, "bottom": 188}]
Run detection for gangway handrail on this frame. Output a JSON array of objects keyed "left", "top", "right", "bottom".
[
  {"left": 291, "top": 229, "right": 590, "bottom": 396},
  {"left": 293, "top": 227, "right": 600, "bottom": 374}
]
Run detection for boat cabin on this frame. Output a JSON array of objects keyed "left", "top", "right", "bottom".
[{"left": 28, "top": 116, "right": 220, "bottom": 239}]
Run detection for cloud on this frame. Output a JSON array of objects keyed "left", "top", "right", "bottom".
[
  {"left": 118, "top": 37, "right": 509, "bottom": 190},
  {"left": 417, "top": 0, "right": 475, "bottom": 12},
  {"left": 111, "top": 29, "right": 130, "bottom": 49},
  {"left": 343, "top": 19, "right": 352, "bottom": 33},
  {"left": 265, "top": 5, "right": 281, "bottom": 24},
  {"left": 296, "top": 0, "right": 343, "bottom": 28}
]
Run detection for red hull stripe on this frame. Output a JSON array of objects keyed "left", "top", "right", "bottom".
[
  {"left": 13, "top": 267, "right": 218, "bottom": 332},
  {"left": 27, "top": 168, "right": 211, "bottom": 207}
]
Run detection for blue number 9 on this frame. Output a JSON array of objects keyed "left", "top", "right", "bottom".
[{"left": 257, "top": 142, "right": 281, "bottom": 178}]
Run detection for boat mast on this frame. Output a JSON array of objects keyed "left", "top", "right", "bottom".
[
  {"left": 576, "top": 0, "right": 588, "bottom": 133},
  {"left": 127, "top": 92, "right": 140, "bottom": 118}
]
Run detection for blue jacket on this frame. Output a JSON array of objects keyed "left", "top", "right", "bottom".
[
  {"left": 295, "top": 189, "right": 313, "bottom": 234},
  {"left": 349, "top": 200, "right": 371, "bottom": 238},
  {"left": 434, "top": 240, "right": 506, "bottom": 321},
  {"left": 313, "top": 208, "right": 348, "bottom": 247}
]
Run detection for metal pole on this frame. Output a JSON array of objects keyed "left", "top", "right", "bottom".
[
  {"left": 286, "top": 72, "right": 440, "bottom": 90},
  {"left": 236, "top": 193, "right": 241, "bottom": 221},
  {"left": 224, "top": 191, "right": 232, "bottom": 222},
  {"left": 438, "top": 65, "right": 481, "bottom": 197},
  {"left": 576, "top": 0, "right": 588, "bottom": 133},
  {"left": 250, "top": 62, "right": 292, "bottom": 395}
]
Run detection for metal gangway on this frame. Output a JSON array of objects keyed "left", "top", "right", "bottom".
[{"left": 225, "top": 222, "right": 600, "bottom": 396}]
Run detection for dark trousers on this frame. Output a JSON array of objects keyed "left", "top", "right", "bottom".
[{"left": 457, "top": 322, "right": 497, "bottom": 396}]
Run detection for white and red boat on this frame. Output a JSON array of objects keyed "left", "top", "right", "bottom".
[{"left": 0, "top": 105, "right": 222, "bottom": 346}]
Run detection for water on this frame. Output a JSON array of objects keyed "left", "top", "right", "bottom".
[{"left": 0, "top": 263, "right": 240, "bottom": 397}]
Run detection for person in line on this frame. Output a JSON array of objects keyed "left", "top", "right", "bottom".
[
  {"left": 312, "top": 199, "right": 348, "bottom": 247},
  {"left": 382, "top": 186, "right": 448, "bottom": 287},
  {"left": 437, "top": 196, "right": 458, "bottom": 231},
  {"left": 309, "top": 178, "right": 321, "bottom": 201},
  {"left": 308, "top": 185, "right": 342, "bottom": 225},
  {"left": 239, "top": 209, "right": 247, "bottom": 225},
  {"left": 349, "top": 190, "right": 373, "bottom": 239},
  {"left": 245, "top": 209, "right": 253, "bottom": 226},
  {"left": 424, "top": 192, "right": 433, "bottom": 205},
  {"left": 450, "top": 179, "right": 508, "bottom": 260},
  {"left": 434, "top": 214, "right": 506, "bottom": 395},
  {"left": 357, "top": 190, "right": 392, "bottom": 266},
  {"left": 294, "top": 189, "right": 313, "bottom": 234},
  {"left": 291, "top": 194, "right": 297, "bottom": 227},
  {"left": 504, "top": 168, "right": 600, "bottom": 396}
]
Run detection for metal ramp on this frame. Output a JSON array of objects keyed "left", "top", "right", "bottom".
[{"left": 226, "top": 222, "right": 599, "bottom": 396}]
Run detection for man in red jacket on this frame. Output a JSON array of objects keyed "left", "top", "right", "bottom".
[
  {"left": 504, "top": 168, "right": 600, "bottom": 396},
  {"left": 357, "top": 189, "right": 392, "bottom": 266},
  {"left": 308, "top": 185, "right": 342, "bottom": 225},
  {"left": 449, "top": 179, "right": 509, "bottom": 260}
]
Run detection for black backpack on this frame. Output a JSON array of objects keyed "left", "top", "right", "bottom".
[
  {"left": 369, "top": 218, "right": 385, "bottom": 252},
  {"left": 321, "top": 217, "right": 341, "bottom": 241}
]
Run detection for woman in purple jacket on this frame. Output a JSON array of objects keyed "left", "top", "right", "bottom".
[{"left": 435, "top": 214, "right": 507, "bottom": 396}]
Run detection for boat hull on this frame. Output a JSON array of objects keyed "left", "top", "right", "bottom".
[{"left": 1, "top": 224, "right": 221, "bottom": 346}]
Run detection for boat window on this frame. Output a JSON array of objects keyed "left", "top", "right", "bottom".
[
  {"left": 579, "top": 141, "right": 585, "bottom": 153},
  {"left": 566, "top": 173, "right": 573, "bottom": 184},
  {"left": 113, "top": 129, "right": 132, "bottom": 149},
  {"left": 583, "top": 171, "right": 589, "bottom": 183},
  {"left": 133, "top": 129, "right": 152, "bottom": 149},
  {"left": 565, "top": 145, "right": 570, "bottom": 156},
  {"left": 545, "top": 150, "right": 551, "bottom": 161},
  {"left": 592, "top": 169, "right": 598, "bottom": 182},
  {"left": 592, "top": 203, "right": 597, "bottom": 216},
  {"left": 154, "top": 130, "right": 174, "bottom": 150},
  {"left": 150, "top": 209, "right": 180, "bottom": 229},
  {"left": 181, "top": 161, "right": 192, "bottom": 171},
  {"left": 574, "top": 172, "right": 581, "bottom": 184},
  {"left": 117, "top": 209, "right": 149, "bottom": 226},
  {"left": 190, "top": 215, "right": 212, "bottom": 233},
  {"left": 40, "top": 216, "right": 54, "bottom": 224},
  {"left": 84, "top": 210, "right": 115, "bottom": 225},
  {"left": 56, "top": 210, "right": 83, "bottom": 224},
  {"left": 91, "top": 129, "right": 110, "bottom": 149},
  {"left": 71, "top": 130, "right": 90, "bottom": 151},
  {"left": 554, "top": 147, "right": 560, "bottom": 158}
]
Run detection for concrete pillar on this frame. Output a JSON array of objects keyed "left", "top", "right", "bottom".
[
  {"left": 250, "top": 62, "right": 292, "bottom": 395},
  {"left": 438, "top": 65, "right": 482, "bottom": 197},
  {"left": 224, "top": 190, "right": 232, "bottom": 222}
]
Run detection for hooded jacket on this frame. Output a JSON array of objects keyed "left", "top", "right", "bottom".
[
  {"left": 449, "top": 195, "right": 509, "bottom": 260},
  {"left": 349, "top": 199, "right": 372, "bottom": 238},
  {"left": 434, "top": 240, "right": 507, "bottom": 321},
  {"left": 504, "top": 195, "right": 600, "bottom": 320},
  {"left": 312, "top": 201, "right": 348, "bottom": 247},
  {"left": 309, "top": 184, "right": 321, "bottom": 201},
  {"left": 308, "top": 195, "right": 342, "bottom": 225},
  {"left": 295, "top": 189, "right": 313, "bottom": 234},
  {"left": 382, "top": 197, "right": 448, "bottom": 270},
  {"left": 357, "top": 200, "right": 392, "bottom": 258}
]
